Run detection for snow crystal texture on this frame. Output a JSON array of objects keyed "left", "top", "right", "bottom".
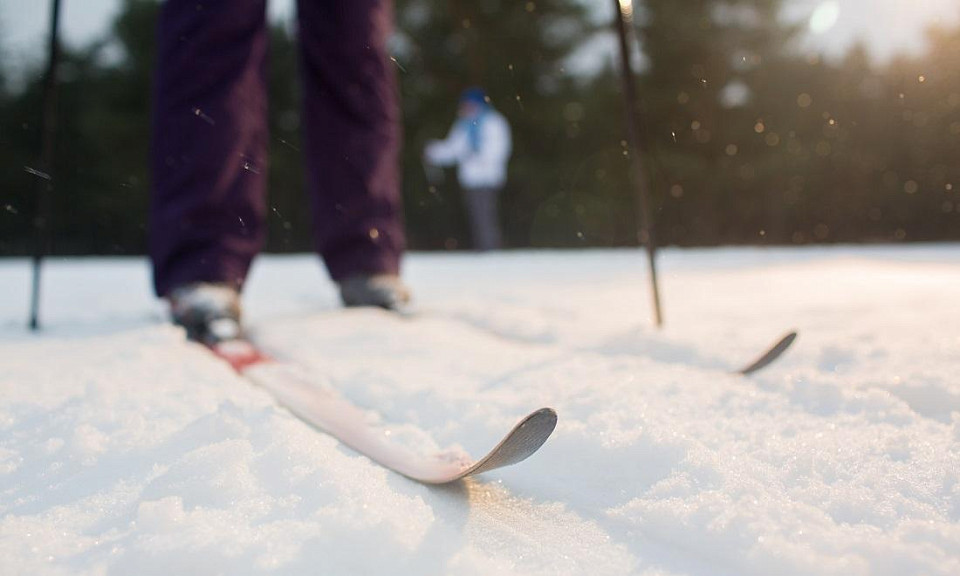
[{"left": 1, "top": 247, "right": 958, "bottom": 575}]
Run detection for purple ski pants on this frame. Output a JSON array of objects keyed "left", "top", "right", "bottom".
[{"left": 149, "top": 0, "right": 404, "bottom": 297}]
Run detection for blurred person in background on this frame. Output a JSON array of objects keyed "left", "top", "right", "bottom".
[
  {"left": 424, "top": 88, "right": 512, "bottom": 252},
  {"left": 150, "top": 0, "right": 409, "bottom": 345}
]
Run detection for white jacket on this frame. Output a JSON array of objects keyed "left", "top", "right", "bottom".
[{"left": 424, "top": 110, "right": 512, "bottom": 189}]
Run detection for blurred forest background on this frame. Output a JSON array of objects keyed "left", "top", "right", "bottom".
[{"left": 1, "top": 0, "right": 959, "bottom": 255}]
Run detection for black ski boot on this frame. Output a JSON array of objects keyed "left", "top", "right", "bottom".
[
  {"left": 338, "top": 274, "right": 411, "bottom": 311},
  {"left": 168, "top": 282, "right": 243, "bottom": 346}
]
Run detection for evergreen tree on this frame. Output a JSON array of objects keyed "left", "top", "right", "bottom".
[
  {"left": 3, "top": 0, "right": 960, "bottom": 255},
  {"left": 637, "top": 0, "right": 800, "bottom": 244}
]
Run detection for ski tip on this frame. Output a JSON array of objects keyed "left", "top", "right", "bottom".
[
  {"left": 737, "top": 330, "right": 799, "bottom": 376},
  {"left": 517, "top": 407, "right": 558, "bottom": 437},
  {"left": 777, "top": 330, "right": 799, "bottom": 352},
  {"left": 418, "top": 408, "right": 559, "bottom": 484},
  {"left": 773, "top": 330, "right": 799, "bottom": 350},
  {"left": 464, "top": 407, "right": 558, "bottom": 477},
  {"left": 526, "top": 407, "right": 559, "bottom": 430},
  {"left": 515, "top": 407, "right": 559, "bottom": 450}
]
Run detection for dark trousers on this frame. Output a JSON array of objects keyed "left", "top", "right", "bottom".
[
  {"left": 150, "top": 0, "right": 404, "bottom": 296},
  {"left": 464, "top": 186, "right": 502, "bottom": 251}
]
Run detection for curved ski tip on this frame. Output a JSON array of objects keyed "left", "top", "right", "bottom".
[
  {"left": 781, "top": 330, "right": 799, "bottom": 348},
  {"left": 524, "top": 407, "right": 558, "bottom": 431},
  {"left": 517, "top": 408, "right": 559, "bottom": 448},
  {"left": 502, "top": 407, "right": 558, "bottom": 460},
  {"left": 737, "top": 330, "right": 800, "bottom": 376},
  {"left": 425, "top": 408, "right": 559, "bottom": 484},
  {"left": 777, "top": 330, "right": 799, "bottom": 349}
]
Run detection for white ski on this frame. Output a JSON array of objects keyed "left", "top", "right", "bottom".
[{"left": 212, "top": 341, "right": 557, "bottom": 484}]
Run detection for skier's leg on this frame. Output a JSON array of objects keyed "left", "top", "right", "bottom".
[
  {"left": 463, "top": 187, "right": 485, "bottom": 251},
  {"left": 296, "top": 0, "right": 405, "bottom": 282},
  {"left": 465, "top": 187, "right": 502, "bottom": 251},
  {"left": 481, "top": 186, "right": 504, "bottom": 250},
  {"left": 150, "top": 0, "right": 269, "bottom": 297}
]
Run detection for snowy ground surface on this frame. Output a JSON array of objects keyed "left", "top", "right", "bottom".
[{"left": 1, "top": 246, "right": 959, "bottom": 575}]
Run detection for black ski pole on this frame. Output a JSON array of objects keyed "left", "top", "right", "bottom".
[
  {"left": 29, "top": 0, "right": 63, "bottom": 330},
  {"left": 612, "top": 0, "right": 663, "bottom": 327}
]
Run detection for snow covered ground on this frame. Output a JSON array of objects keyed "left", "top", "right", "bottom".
[{"left": 1, "top": 246, "right": 959, "bottom": 575}]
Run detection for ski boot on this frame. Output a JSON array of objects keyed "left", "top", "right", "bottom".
[
  {"left": 338, "top": 274, "right": 411, "bottom": 311},
  {"left": 168, "top": 282, "right": 242, "bottom": 345},
  {"left": 168, "top": 283, "right": 263, "bottom": 370}
]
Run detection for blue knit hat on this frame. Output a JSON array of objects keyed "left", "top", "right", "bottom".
[{"left": 460, "top": 87, "right": 487, "bottom": 106}]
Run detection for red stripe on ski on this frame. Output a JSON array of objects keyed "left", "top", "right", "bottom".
[{"left": 209, "top": 339, "right": 271, "bottom": 372}]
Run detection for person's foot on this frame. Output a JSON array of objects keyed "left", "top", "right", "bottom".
[
  {"left": 338, "top": 274, "right": 411, "bottom": 310},
  {"left": 167, "top": 282, "right": 242, "bottom": 345}
]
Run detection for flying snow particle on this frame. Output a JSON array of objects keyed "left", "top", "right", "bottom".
[
  {"left": 192, "top": 107, "right": 215, "bottom": 125},
  {"left": 24, "top": 166, "right": 51, "bottom": 180}
]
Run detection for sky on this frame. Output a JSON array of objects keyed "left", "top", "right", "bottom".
[{"left": 2, "top": 0, "right": 958, "bottom": 73}]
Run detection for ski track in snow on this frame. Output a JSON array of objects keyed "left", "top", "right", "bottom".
[{"left": 0, "top": 246, "right": 959, "bottom": 575}]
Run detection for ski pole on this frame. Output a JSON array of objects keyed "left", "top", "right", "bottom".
[
  {"left": 612, "top": 0, "right": 663, "bottom": 327},
  {"left": 29, "top": 0, "right": 63, "bottom": 330}
]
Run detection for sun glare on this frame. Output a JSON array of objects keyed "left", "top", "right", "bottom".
[{"left": 810, "top": 1, "right": 840, "bottom": 34}]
